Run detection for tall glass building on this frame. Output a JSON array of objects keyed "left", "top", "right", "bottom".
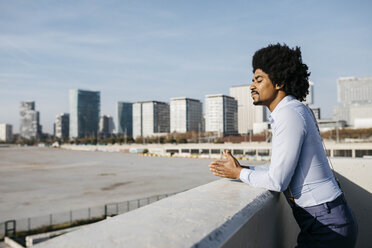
[
  {"left": 117, "top": 102, "right": 133, "bottom": 137},
  {"left": 99, "top": 115, "right": 115, "bottom": 138},
  {"left": 69, "top": 89, "right": 100, "bottom": 139},
  {"left": 55, "top": 113, "right": 69, "bottom": 139}
]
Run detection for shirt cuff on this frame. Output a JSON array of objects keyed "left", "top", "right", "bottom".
[{"left": 239, "top": 168, "right": 251, "bottom": 184}]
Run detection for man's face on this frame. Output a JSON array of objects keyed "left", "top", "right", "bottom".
[{"left": 250, "top": 69, "right": 278, "bottom": 107}]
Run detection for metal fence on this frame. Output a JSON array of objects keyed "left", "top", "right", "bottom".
[{"left": 0, "top": 191, "right": 180, "bottom": 239}]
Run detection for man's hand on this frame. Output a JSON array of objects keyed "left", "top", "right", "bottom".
[{"left": 208, "top": 150, "right": 243, "bottom": 179}]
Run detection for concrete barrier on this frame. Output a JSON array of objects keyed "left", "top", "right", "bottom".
[
  {"left": 34, "top": 158, "right": 371, "bottom": 248},
  {"left": 34, "top": 179, "right": 299, "bottom": 248},
  {"left": 331, "top": 158, "right": 372, "bottom": 248},
  {"left": 4, "top": 237, "right": 24, "bottom": 248},
  {"left": 25, "top": 226, "right": 82, "bottom": 247}
]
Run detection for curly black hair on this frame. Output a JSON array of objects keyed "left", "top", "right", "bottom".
[{"left": 252, "top": 43, "right": 310, "bottom": 102}]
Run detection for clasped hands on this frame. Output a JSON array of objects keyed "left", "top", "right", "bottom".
[{"left": 209, "top": 150, "right": 243, "bottom": 179}]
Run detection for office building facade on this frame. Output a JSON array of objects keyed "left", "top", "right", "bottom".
[
  {"left": 337, "top": 77, "right": 372, "bottom": 105},
  {"left": 229, "top": 85, "right": 267, "bottom": 134},
  {"left": 0, "top": 124, "right": 12, "bottom": 142},
  {"left": 132, "top": 102, "right": 143, "bottom": 138},
  {"left": 205, "top": 94, "right": 238, "bottom": 136},
  {"left": 132, "top": 101, "right": 170, "bottom": 138},
  {"left": 117, "top": 102, "right": 133, "bottom": 137},
  {"left": 333, "top": 77, "right": 372, "bottom": 126},
  {"left": 99, "top": 115, "right": 115, "bottom": 137},
  {"left": 19, "top": 101, "right": 41, "bottom": 139},
  {"left": 170, "top": 97, "right": 203, "bottom": 133},
  {"left": 69, "top": 89, "right": 100, "bottom": 139},
  {"left": 55, "top": 113, "right": 69, "bottom": 139}
]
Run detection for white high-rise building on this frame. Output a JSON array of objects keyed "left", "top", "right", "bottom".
[
  {"left": 170, "top": 97, "right": 202, "bottom": 133},
  {"left": 132, "top": 102, "right": 143, "bottom": 138},
  {"left": 230, "top": 85, "right": 267, "bottom": 134},
  {"left": 132, "top": 101, "right": 170, "bottom": 138},
  {"left": 0, "top": 124, "right": 12, "bottom": 142},
  {"left": 337, "top": 77, "right": 372, "bottom": 105},
  {"left": 333, "top": 77, "right": 372, "bottom": 126},
  {"left": 205, "top": 94, "right": 238, "bottom": 136}
]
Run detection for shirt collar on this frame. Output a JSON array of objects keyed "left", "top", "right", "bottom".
[{"left": 268, "top": 95, "right": 295, "bottom": 123}]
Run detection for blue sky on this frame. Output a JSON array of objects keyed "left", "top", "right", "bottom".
[{"left": 1, "top": 0, "right": 371, "bottom": 133}]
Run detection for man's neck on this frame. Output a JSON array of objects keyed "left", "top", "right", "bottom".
[{"left": 268, "top": 92, "right": 287, "bottom": 112}]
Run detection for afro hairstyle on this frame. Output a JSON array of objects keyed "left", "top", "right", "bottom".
[{"left": 252, "top": 43, "right": 310, "bottom": 102}]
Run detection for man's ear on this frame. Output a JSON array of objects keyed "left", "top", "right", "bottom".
[{"left": 275, "top": 83, "right": 284, "bottom": 90}]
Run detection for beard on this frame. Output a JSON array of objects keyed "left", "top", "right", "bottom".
[
  {"left": 251, "top": 91, "right": 261, "bottom": 105},
  {"left": 252, "top": 94, "right": 262, "bottom": 105}
]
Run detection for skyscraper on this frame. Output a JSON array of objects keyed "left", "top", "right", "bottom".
[
  {"left": 205, "top": 94, "right": 238, "bottom": 136},
  {"left": 230, "top": 85, "right": 267, "bottom": 134},
  {"left": 99, "top": 115, "right": 115, "bottom": 137},
  {"left": 132, "top": 102, "right": 143, "bottom": 138},
  {"left": 0, "top": 124, "right": 12, "bottom": 142},
  {"left": 170, "top": 97, "right": 202, "bottom": 133},
  {"left": 333, "top": 77, "right": 372, "bottom": 126},
  {"left": 117, "top": 102, "right": 133, "bottom": 137},
  {"left": 55, "top": 113, "right": 69, "bottom": 139},
  {"left": 337, "top": 77, "right": 372, "bottom": 105},
  {"left": 132, "top": 101, "right": 170, "bottom": 138},
  {"left": 19, "top": 101, "right": 41, "bottom": 139},
  {"left": 69, "top": 89, "right": 100, "bottom": 139}
]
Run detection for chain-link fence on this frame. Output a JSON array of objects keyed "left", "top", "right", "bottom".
[{"left": 0, "top": 191, "right": 180, "bottom": 239}]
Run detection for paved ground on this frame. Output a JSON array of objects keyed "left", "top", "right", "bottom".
[
  {"left": 0, "top": 147, "right": 264, "bottom": 223},
  {"left": 0, "top": 241, "right": 10, "bottom": 248}
]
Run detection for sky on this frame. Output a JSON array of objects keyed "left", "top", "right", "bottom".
[{"left": 1, "top": 0, "right": 371, "bottom": 133}]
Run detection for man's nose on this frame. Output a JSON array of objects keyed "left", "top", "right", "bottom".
[{"left": 250, "top": 83, "right": 255, "bottom": 90}]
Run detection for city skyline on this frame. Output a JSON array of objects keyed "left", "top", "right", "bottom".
[{"left": 1, "top": 1, "right": 372, "bottom": 133}]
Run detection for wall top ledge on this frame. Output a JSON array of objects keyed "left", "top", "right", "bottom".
[{"left": 35, "top": 179, "right": 275, "bottom": 248}]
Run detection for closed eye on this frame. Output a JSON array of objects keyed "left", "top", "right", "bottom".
[{"left": 253, "top": 75, "right": 263, "bottom": 83}]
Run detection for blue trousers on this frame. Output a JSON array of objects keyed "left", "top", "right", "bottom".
[{"left": 291, "top": 194, "right": 358, "bottom": 248}]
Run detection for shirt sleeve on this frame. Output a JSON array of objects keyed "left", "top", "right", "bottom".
[
  {"left": 240, "top": 108, "right": 306, "bottom": 192},
  {"left": 248, "top": 163, "right": 270, "bottom": 171}
]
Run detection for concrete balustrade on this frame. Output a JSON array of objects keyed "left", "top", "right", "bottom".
[
  {"left": 34, "top": 158, "right": 371, "bottom": 247},
  {"left": 62, "top": 142, "right": 372, "bottom": 158},
  {"left": 34, "top": 180, "right": 298, "bottom": 248}
]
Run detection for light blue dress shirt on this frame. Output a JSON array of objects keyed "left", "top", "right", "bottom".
[{"left": 240, "top": 95, "right": 342, "bottom": 207}]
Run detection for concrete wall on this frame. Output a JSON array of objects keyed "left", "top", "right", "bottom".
[
  {"left": 35, "top": 158, "right": 371, "bottom": 248},
  {"left": 332, "top": 158, "right": 372, "bottom": 248},
  {"left": 35, "top": 179, "right": 299, "bottom": 248}
]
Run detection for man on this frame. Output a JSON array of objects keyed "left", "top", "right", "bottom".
[{"left": 209, "top": 44, "right": 358, "bottom": 247}]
